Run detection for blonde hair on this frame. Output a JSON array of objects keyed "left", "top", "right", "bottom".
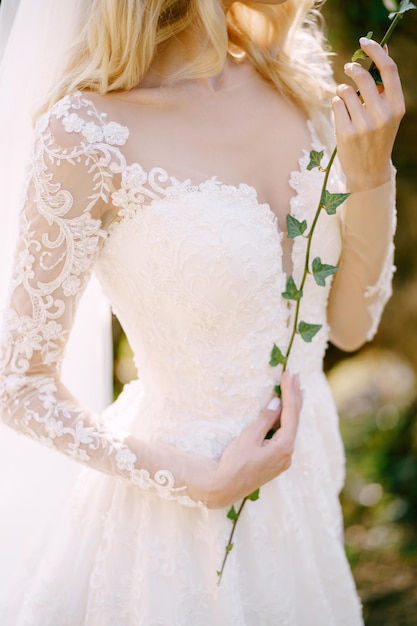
[{"left": 44, "top": 0, "right": 335, "bottom": 119}]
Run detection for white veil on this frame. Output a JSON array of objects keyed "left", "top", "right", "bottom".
[{"left": 0, "top": 0, "right": 113, "bottom": 588}]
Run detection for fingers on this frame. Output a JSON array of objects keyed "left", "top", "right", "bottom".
[
  {"left": 272, "top": 371, "right": 302, "bottom": 446},
  {"left": 250, "top": 372, "right": 302, "bottom": 451},
  {"left": 335, "top": 38, "right": 405, "bottom": 126},
  {"left": 332, "top": 93, "right": 352, "bottom": 132},
  {"left": 358, "top": 37, "right": 404, "bottom": 110},
  {"left": 255, "top": 396, "right": 282, "bottom": 442},
  {"left": 343, "top": 63, "right": 380, "bottom": 107},
  {"left": 331, "top": 37, "right": 404, "bottom": 192},
  {"left": 334, "top": 83, "right": 368, "bottom": 129}
]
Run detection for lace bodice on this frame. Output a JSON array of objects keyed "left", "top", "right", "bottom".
[{"left": 0, "top": 80, "right": 396, "bottom": 507}]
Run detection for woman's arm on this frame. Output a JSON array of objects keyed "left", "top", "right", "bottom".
[
  {"left": 328, "top": 38, "right": 404, "bottom": 351},
  {"left": 0, "top": 100, "right": 205, "bottom": 506}
]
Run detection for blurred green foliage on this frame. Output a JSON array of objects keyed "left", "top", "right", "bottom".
[
  {"left": 381, "top": 400, "right": 417, "bottom": 531},
  {"left": 324, "top": 0, "right": 408, "bottom": 45},
  {"left": 323, "top": 1, "right": 417, "bottom": 620},
  {"left": 329, "top": 348, "right": 417, "bottom": 624}
]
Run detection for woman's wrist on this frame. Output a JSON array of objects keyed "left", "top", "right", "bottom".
[
  {"left": 345, "top": 162, "right": 392, "bottom": 193},
  {"left": 206, "top": 471, "right": 236, "bottom": 509}
]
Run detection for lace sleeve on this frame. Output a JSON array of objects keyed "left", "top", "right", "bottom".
[
  {"left": 328, "top": 170, "right": 396, "bottom": 351},
  {"left": 0, "top": 94, "right": 215, "bottom": 508}
]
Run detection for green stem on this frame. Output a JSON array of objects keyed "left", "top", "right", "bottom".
[
  {"left": 216, "top": 496, "right": 248, "bottom": 585},
  {"left": 368, "top": 12, "right": 404, "bottom": 76},
  {"left": 379, "top": 11, "right": 404, "bottom": 47}
]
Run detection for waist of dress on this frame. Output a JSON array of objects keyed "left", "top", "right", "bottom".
[{"left": 104, "top": 370, "right": 333, "bottom": 460}]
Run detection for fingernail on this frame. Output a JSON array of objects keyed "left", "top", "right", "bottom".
[
  {"left": 344, "top": 63, "right": 353, "bottom": 71},
  {"left": 267, "top": 397, "right": 281, "bottom": 411},
  {"left": 359, "top": 37, "right": 372, "bottom": 46}
]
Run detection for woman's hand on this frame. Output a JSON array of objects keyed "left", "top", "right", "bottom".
[
  {"left": 207, "top": 371, "right": 302, "bottom": 509},
  {"left": 332, "top": 37, "right": 405, "bottom": 193}
]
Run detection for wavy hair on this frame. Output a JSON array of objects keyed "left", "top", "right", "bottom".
[{"left": 43, "top": 0, "right": 335, "bottom": 121}]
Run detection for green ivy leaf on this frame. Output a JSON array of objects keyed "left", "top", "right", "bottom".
[
  {"left": 352, "top": 31, "right": 373, "bottom": 61},
  {"left": 247, "top": 489, "right": 260, "bottom": 502},
  {"left": 298, "top": 321, "right": 322, "bottom": 343},
  {"left": 274, "top": 384, "right": 282, "bottom": 398},
  {"left": 321, "top": 190, "right": 350, "bottom": 215},
  {"left": 389, "top": 0, "right": 417, "bottom": 18},
  {"left": 269, "top": 343, "right": 287, "bottom": 367},
  {"left": 287, "top": 214, "right": 308, "bottom": 239},
  {"left": 226, "top": 543, "right": 234, "bottom": 553},
  {"left": 311, "top": 257, "right": 339, "bottom": 287},
  {"left": 306, "top": 150, "right": 324, "bottom": 171},
  {"left": 227, "top": 506, "right": 238, "bottom": 521},
  {"left": 352, "top": 48, "right": 368, "bottom": 61},
  {"left": 281, "top": 276, "right": 303, "bottom": 301}
]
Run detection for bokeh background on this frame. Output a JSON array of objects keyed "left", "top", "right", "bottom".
[
  {"left": 323, "top": 2, "right": 417, "bottom": 624},
  {"left": 112, "top": 2, "right": 417, "bottom": 624}
]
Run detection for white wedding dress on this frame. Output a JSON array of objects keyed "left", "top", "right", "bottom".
[{"left": 0, "top": 59, "right": 395, "bottom": 625}]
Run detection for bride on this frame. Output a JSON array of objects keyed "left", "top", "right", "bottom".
[{"left": 0, "top": 0, "right": 404, "bottom": 624}]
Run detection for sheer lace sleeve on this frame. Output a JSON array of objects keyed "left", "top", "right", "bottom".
[
  {"left": 328, "top": 169, "right": 396, "bottom": 351},
  {"left": 0, "top": 94, "right": 215, "bottom": 508}
]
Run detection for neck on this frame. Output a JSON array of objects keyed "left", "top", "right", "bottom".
[
  {"left": 152, "top": 29, "right": 207, "bottom": 81},
  {"left": 143, "top": 10, "right": 230, "bottom": 88}
]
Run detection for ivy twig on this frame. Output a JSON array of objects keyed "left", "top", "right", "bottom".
[
  {"left": 216, "top": 489, "right": 259, "bottom": 585},
  {"left": 216, "top": 146, "right": 346, "bottom": 586}
]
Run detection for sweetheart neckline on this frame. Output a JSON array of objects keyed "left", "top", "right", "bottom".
[{"left": 101, "top": 117, "right": 326, "bottom": 285}]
